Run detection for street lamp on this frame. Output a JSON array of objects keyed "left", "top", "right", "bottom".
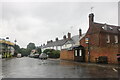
[
  {"left": 14, "top": 39, "right": 17, "bottom": 57},
  {"left": 6, "top": 37, "right": 9, "bottom": 58},
  {"left": 85, "top": 37, "right": 90, "bottom": 63},
  {"left": 14, "top": 39, "right": 17, "bottom": 45}
]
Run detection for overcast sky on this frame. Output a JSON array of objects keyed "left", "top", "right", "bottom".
[{"left": 0, "top": 0, "right": 119, "bottom": 48}]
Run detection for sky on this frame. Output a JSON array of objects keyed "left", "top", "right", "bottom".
[{"left": 0, "top": 0, "right": 119, "bottom": 48}]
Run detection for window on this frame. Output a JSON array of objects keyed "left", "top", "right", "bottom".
[
  {"left": 118, "top": 28, "right": 120, "bottom": 31},
  {"left": 102, "top": 26, "right": 105, "bottom": 29},
  {"left": 75, "top": 50, "right": 77, "bottom": 56},
  {"left": 79, "top": 50, "right": 82, "bottom": 56},
  {"left": 102, "top": 24, "right": 107, "bottom": 30},
  {"left": 106, "top": 35, "right": 110, "bottom": 43},
  {"left": 109, "top": 27, "right": 113, "bottom": 30},
  {"left": 115, "top": 35, "right": 118, "bottom": 43}
]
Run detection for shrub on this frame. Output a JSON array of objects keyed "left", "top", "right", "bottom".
[{"left": 43, "top": 49, "right": 60, "bottom": 58}]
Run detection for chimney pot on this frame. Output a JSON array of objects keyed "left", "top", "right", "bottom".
[
  {"left": 79, "top": 28, "right": 82, "bottom": 37},
  {"left": 51, "top": 40, "right": 53, "bottom": 42},
  {"left": 89, "top": 13, "right": 94, "bottom": 23},
  {"left": 56, "top": 38, "right": 58, "bottom": 41},
  {"left": 43, "top": 44, "right": 45, "bottom": 46},
  {"left": 63, "top": 35, "right": 66, "bottom": 39},
  {"left": 68, "top": 32, "right": 71, "bottom": 39}
]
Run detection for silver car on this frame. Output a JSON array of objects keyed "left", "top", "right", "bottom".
[{"left": 39, "top": 53, "right": 48, "bottom": 60}]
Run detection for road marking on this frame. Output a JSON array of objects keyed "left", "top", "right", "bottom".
[{"left": 112, "top": 68, "right": 118, "bottom": 72}]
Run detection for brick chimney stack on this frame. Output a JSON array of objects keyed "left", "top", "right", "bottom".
[
  {"left": 89, "top": 13, "right": 94, "bottom": 27},
  {"left": 56, "top": 37, "right": 58, "bottom": 41},
  {"left": 43, "top": 44, "right": 45, "bottom": 46},
  {"left": 79, "top": 28, "right": 82, "bottom": 37},
  {"left": 68, "top": 32, "right": 71, "bottom": 39},
  {"left": 63, "top": 35, "right": 66, "bottom": 40},
  {"left": 50, "top": 40, "right": 53, "bottom": 42}
]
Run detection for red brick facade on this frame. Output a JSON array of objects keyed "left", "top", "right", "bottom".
[
  {"left": 80, "top": 13, "right": 120, "bottom": 64},
  {"left": 60, "top": 50, "right": 74, "bottom": 61},
  {"left": 60, "top": 13, "right": 120, "bottom": 64}
]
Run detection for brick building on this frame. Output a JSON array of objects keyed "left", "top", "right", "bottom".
[
  {"left": 60, "top": 13, "right": 120, "bottom": 64},
  {"left": 80, "top": 13, "right": 120, "bottom": 64}
]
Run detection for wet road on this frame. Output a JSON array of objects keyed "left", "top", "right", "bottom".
[
  {"left": 0, "top": 59, "right": 2, "bottom": 79},
  {"left": 2, "top": 57, "right": 119, "bottom": 78}
]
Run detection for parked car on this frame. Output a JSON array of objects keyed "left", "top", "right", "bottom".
[
  {"left": 39, "top": 53, "right": 48, "bottom": 60},
  {"left": 34, "top": 53, "right": 39, "bottom": 58},
  {"left": 17, "top": 53, "right": 22, "bottom": 58},
  {"left": 0, "top": 54, "right": 2, "bottom": 59},
  {"left": 29, "top": 53, "right": 34, "bottom": 58}
]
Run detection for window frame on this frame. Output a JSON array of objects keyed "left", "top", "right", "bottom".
[{"left": 106, "top": 35, "right": 110, "bottom": 43}]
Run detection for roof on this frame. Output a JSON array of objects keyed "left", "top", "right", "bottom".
[
  {"left": 94, "top": 22, "right": 120, "bottom": 34},
  {"left": 42, "top": 34, "right": 86, "bottom": 48},
  {"left": 64, "top": 39, "right": 75, "bottom": 45},
  {"left": 71, "top": 35, "right": 79, "bottom": 43},
  {"left": 43, "top": 39, "right": 68, "bottom": 48},
  {"left": 0, "top": 40, "right": 14, "bottom": 46},
  {"left": 79, "top": 33, "right": 86, "bottom": 41},
  {"left": 58, "top": 34, "right": 86, "bottom": 47}
]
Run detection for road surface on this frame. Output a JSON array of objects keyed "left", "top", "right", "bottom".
[{"left": 2, "top": 57, "right": 119, "bottom": 78}]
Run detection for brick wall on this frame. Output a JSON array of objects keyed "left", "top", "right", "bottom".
[
  {"left": 60, "top": 50, "right": 74, "bottom": 61},
  {"left": 90, "top": 46, "right": 118, "bottom": 64}
]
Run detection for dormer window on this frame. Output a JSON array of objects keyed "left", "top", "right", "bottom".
[
  {"left": 109, "top": 27, "right": 113, "bottom": 30},
  {"left": 102, "top": 27, "right": 105, "bottom": 29},
  {"left": 102, "top": 24, "right": 107, "bottom": 30}
]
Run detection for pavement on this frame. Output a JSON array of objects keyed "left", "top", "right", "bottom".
[{"left": 49, "top": 58, "right": 119, "bottom": 68}]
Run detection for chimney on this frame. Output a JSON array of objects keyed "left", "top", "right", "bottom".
[
  {"left": 63, "top": 35, "right": 66, "bottom": 39},
  {"left": 56, "top": 38, "right": 58, "bottom": 41},
  {"left": 41, "top": 44, "right": 42, "bottom": 47},
  {"left": 79, "top": 28, "right": 82, "bottom": 37},
  {"left": 89, "top": 13, "right": 94, "bottom": 27},
  {"left": 50, "top": 40, "right": 53, "bottom": 42},
  {"left": 68, "top": 32, "right": 71, "bottom": 39},
  {"left": 43, "top": 44, "right": 45, "bottom": 46},
  {"left": 47, "top": 41, "right": 49, "bottom": 44},
  {"left": 47, "top": 40, "right": 53, "bottom": 44}
]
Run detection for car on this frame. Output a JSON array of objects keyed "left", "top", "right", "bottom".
[
  {"left": 39, "top": 53, "right": 48, "bottom": 60},
  {"left": 34, "top": 53, "right": 39, "bottom": 58},
  {"left": 29, "top": 53, "right": 34, "bottom": 58},
  {"left": 17, "top": 53, "right": 22, "bottom": 58},
  {"left": 0, "top": 54, "right": 2, "bottom": 59}
]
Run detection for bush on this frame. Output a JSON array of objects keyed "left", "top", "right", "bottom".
[{"left": 43, "top": 49, "right": 60, "bottom": 58}]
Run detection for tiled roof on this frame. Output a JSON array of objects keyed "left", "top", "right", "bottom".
[
  {"left": 42, "top": 34, "right": 86, "bottom": 48},
  {"left": 71, "top": 35, "right": 79, "bottom": 43},
  {"left": 43, "top": 39, "right": 68, "bottom": 48},
  {"left": 0, "top": 40, "right": 14, "bottom": 46},
  {"left": 94, "top": 22, "right": 120, "bottom": 34}
]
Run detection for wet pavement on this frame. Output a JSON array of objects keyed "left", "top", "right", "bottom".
[{"left": 2, "top": 57, "right": 119, "bottom": 78}]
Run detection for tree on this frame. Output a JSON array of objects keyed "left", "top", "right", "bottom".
[
  {"left": 13, "top": 44, "right": 21, "bottom": 53},
  {"left": 27, "top": 43, "right": 36, "bottom": 50},
  {"left": 13, "top": 44, "right": 21, "bottom": 57},
  {"left": 36, "top": 47, "right": 42, "bottom": 54},
  {"left": 20, "top": 48, "right": 29, "bottom": 56},
  {"left": 26, "top": 43, "right": 36, "bottom": 55}
]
